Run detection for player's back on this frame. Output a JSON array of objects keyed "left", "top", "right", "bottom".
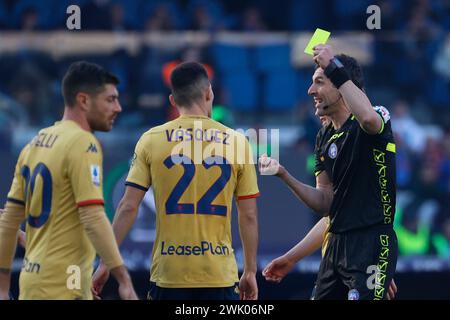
[
  {"left": 126, "top": 115, "right": 259, "bottom": 288},
  {"left": 9, "top": 120, "right": 103, "bottom": 299}
]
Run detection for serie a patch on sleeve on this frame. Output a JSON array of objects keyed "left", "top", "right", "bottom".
[
  {"left": 373, "top": 105, "right": 390, "bottom": 123},
  {"left": 90, "top": 165, "right": 101, "bottom": 186}
]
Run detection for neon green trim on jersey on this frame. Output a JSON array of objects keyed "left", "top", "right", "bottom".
[
  {"left": 386, "top": 143, "right": 396, "bottom": 153},
  {"left": 377, "top": 114, "right": 385, "bottom": 134}
]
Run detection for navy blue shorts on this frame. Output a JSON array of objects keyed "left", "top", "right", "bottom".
[{"left": 147, "top": 282, "right": 240, "bottom": 300}]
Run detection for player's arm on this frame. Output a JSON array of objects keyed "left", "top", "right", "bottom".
[
  {"left": 69, "top": 133, "right": 137, "bottom": 299},
  {"left": 111, "top": 135, "right": 150, "bottom": 247},
  {"left": 92, "top": 136, "right": 150, "bottom": 298},
  {"left": 0, "top": 208, "right": 26, "bottom": 249},
  {"left": 313, "top": 44, "right": 382, "bottom": 134},
  {"left": 263, "top": 217, "right": 328, "bottom": 283},
  {"left": 236, "top": 197, "right": 259, "bottom": 300},
  {"left": 259, "top": 155, "right": 333, "bottom": 215},
  {"left": 0, "top": 203, "right": 25, "bottom": 299},
  {"left": 0, "top": 147, "right": 28, "bottom": 299},
  {"left": 78, "top": 204, "right": 137, "bottom": 299},
  {"left": 283, "top": 216, "right": 327, "bottom": 262},
  {"left": 338, "top": 81, "right": 382, "bottom": 134},
  {"left": 112, "top": 186, "right": 145, "bottom": 245},
  {"left": 91, "top": 187, "right": 145, "bottom": 299}
]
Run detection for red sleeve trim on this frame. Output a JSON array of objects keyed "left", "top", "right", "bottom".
[
  {"left": 77, "top": 199, "right": 105, "bottom": 208},
  {"left": 237, "top": 192, "right": 260, "bottom": 201}
]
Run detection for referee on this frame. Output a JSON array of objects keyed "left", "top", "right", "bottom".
[{"left": 259, "top": 45, "right": 397, "bottom": 300}]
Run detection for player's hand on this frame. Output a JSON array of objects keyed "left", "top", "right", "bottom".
[
  {"left": 262, "top": 255, "right": 295, "bottom": 283},
  {"left": 239, "top": 271, "right": 258, "bottom": 300},
  {"left": 313, "top": 44, "right": 334, "bottom": 69},
  {"left": 118, "top": 282, "right": 138, "bottom": 300},
  {"left": 258, "top": 154, "right": 283, "bottom": 176},
  {"left": 0, "top": 208, "right": 4, "bottom": 215},
  {"left": 386, "top": 279, "right": 397, "bottom": 300},
  {"left": 91, "top": 262, "right": 110, "bottom": 299}
]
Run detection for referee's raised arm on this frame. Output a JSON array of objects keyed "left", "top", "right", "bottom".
[{"left": 313, "top": 44, "right": 382, "bottom": 135}]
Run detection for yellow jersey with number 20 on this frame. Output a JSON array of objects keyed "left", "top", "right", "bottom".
[{"left": 7, "top": 120, "right": 105, "bottom": 300}]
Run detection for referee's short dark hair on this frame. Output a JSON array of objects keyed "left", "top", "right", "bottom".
[
  {"left": 62, "top": 61, "right": 119, "bottom": 108},
  {"left": 334, "top": 54, "right": 365, "bottom": 91},
  {"left": 170, "top": 62, "right": 210, "bottom": 107},
  {"left": 317, "top": 54, "right": 365, "bottom": 91}
]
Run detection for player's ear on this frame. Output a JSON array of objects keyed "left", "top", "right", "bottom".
[
  {"left": 205, "top": 85, "right": 213, "bottom": 102},
  {"left": 75, "top": 92, "right": 90, "bottom": 111},
  {"left": 169, "top": 94, "right": 176, "bottom": 107}
]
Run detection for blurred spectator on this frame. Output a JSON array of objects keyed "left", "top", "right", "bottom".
[
  {"left": 20, "top": 7, "right": 39, "bottom": 31},
  {"left": 109, "top": 3, "right": 132, "bottom": 31},
  {"left": 433, "top": 42, "right": 450, "bottom": 80},
  {"left": 0, "top": 92, "right": 29, "bottom": 151},
  {"left": 241, "top": 6, "right": 267, "bottom": 32},
  {"left": 394, "top": 133, "right": 413, "bottom": 190},
  {"left": 391, "top": 100, "right": 426, "bottom": 153},
  {"left": 9, "top": 59, "right": 53, "bottom": 125},
  {"left": 82, "top": 0, "right": 111, "bottom": 30},
  {"left": 144, "top": 4, "right": 175, "bottom": 31},
  {"left": 189, "top": 4, "right": 215, "bottom": 31},
  {"left": 440, "top": 131, "right": 450, "bottom": 194}
]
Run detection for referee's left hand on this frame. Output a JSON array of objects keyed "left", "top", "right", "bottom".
[{"left": 313, "top": 44, "right": 334, "bottom": 69}]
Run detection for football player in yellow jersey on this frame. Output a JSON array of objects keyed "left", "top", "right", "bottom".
[
  {"left": 92, "top": 62, "right": 260, "bottom": 300},
  {"left": 0, "top": 61, "right": 137, "bottom": 300}
]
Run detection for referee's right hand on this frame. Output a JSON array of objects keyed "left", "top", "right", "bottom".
[{"left": 258, "top": 154, "right": 283, "bottom": 176}]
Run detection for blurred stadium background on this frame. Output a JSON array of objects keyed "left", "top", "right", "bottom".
[{"left": 1, "top": 0, "right": 450, "bottom": 299}]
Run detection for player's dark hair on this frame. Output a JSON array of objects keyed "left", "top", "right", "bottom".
[
  {"left": 170, "top": 62, "right": 210, "bottom": 107},
  {"left": 62, "top": 61, "right": 119, "bottom": 107}
]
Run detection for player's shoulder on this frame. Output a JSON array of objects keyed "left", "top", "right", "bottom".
[
  {"left": 215, "top": 121, "right": 239, "bottom": 138},
  {"left": 142, "top": 118, "right": 182, "bottom": 137},
  {"left": 62, "top": 123, "right": 101, "bottom": 155},
  {"left": 18, "top": 141, "right": 31, "bottom": 162},
  {"left": 372, "top": 105, "right": 391, "bottom": 123},
  {"left": 136, "top": 124, "right": 164, "bottom": 145},
  {"left": 200, "top": 118, "right": 239, "bottom": 137}
]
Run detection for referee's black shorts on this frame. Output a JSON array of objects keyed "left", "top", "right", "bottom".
[{"left": 312, "top": 225, "right": 398, "bottom": 300}]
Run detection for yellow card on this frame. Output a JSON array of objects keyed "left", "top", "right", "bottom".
[{"left": 304, "top": 28, "right": 331, "bottom": 55}]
